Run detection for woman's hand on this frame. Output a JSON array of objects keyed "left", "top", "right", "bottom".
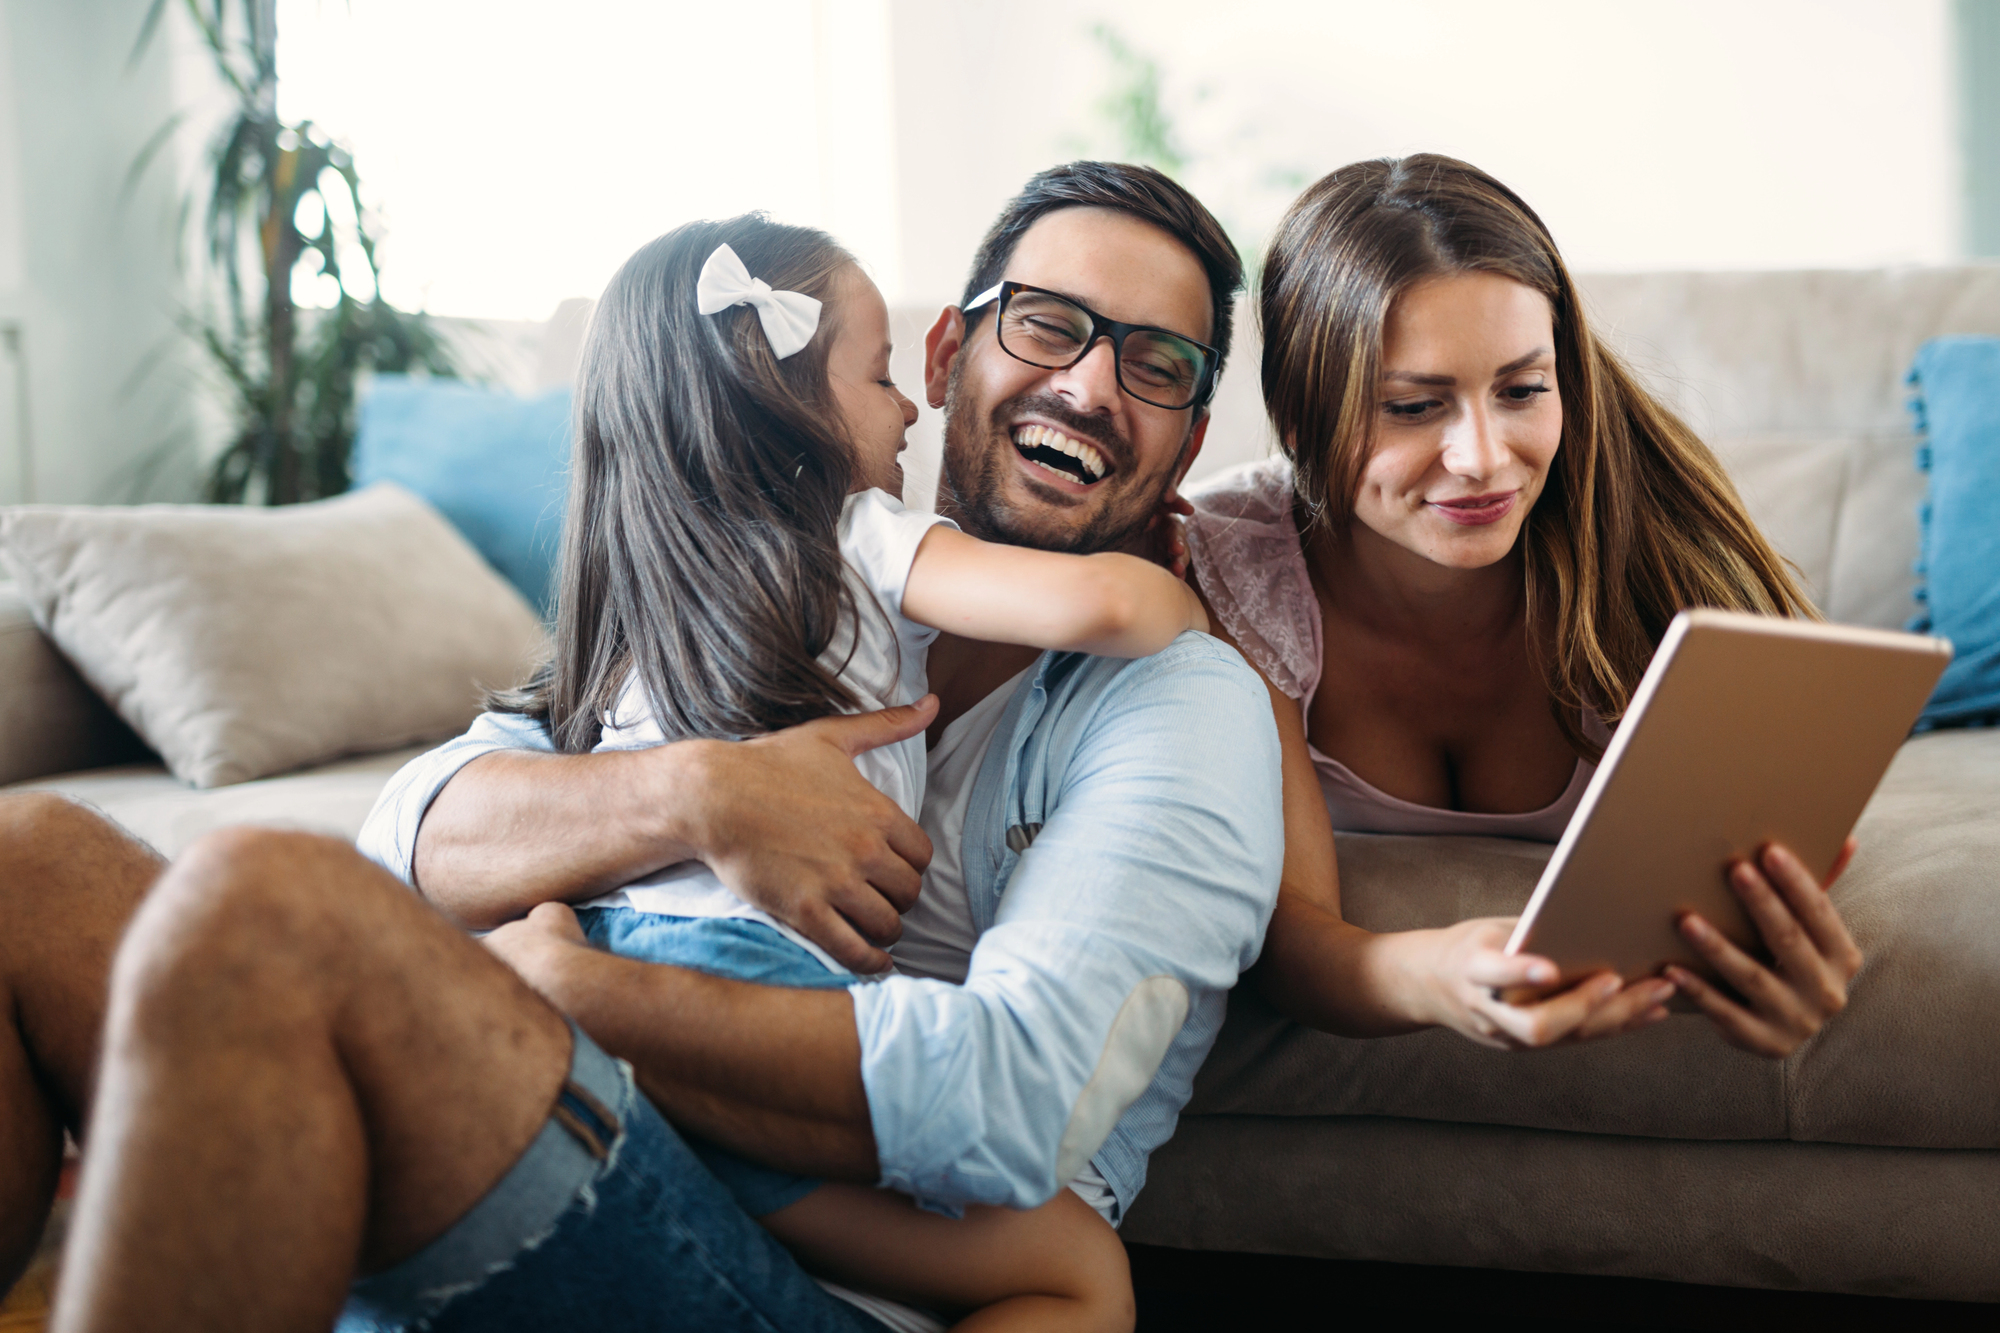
[
  {"left": 1406, "top": 918, "right": 1675, "bottom": 1050},
  {"left": 1666, "top": 838, "right": 1863, "bottom": 1058}
]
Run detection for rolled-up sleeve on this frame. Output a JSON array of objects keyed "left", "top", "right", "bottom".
[
  {"left": 851, "top": 639, "right": 1283, "bottom": 1212},
  {"left": 356, "top": 711, "right": 557, "bottom": 883}
]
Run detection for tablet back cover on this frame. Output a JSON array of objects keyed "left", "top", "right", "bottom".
[{"left": 1508, "top": 610, "right": 1949, "bottom": 983}]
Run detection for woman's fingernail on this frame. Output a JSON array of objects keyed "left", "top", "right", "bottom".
[
  {"left": 1529, "top": 962, "right": 1556, "bottom": 984},
  {"left": 1646, "top": 1007, "right": 1670, "bottom": 1024}
]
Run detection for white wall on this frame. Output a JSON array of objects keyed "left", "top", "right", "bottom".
[
  {"left": 0, "top": 0, "right": 211, "bottom": 505},
  {"left": 271, "top": 0, "right": 1958, "bottom": 320},
  {"left": 885, "top": 0, "right": 1958, "bottom": 306}
]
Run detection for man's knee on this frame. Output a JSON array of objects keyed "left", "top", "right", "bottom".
[
  {"left": 0, "top": 791, "right": 130, "bottom": 874},
  {"left": 108, "top": 828, "right": 384, "bottom": 1033},
  {"left": 0, "top": 789, "right": 93, "bottom": 843},
  {"left": 0, "top": 792, "right": 161, "bottom": 932}
]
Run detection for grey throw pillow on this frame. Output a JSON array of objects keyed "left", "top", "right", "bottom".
[{"left": 0, "top": 483, "right": 548, "bottom": 788}]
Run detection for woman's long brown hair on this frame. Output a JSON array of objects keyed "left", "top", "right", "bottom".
[{"left": 1261, "top": 155, "right": 1814, "bottom": 756}]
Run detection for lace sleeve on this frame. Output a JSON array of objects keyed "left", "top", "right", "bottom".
[{"left": 1184, "top": 459, "right": 1323, "bottom": 703}]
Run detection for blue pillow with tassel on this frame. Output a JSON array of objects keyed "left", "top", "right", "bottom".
[
  {"left": 353, "top": 376, "right": 571, "bottom": 616},
  {"left": 1907, "top": 336, "right": 2000, "bottom": 728}
]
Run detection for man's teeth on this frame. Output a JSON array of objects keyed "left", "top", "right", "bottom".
[{"left": 1012, "top": 425, "right": 1107, "bottom": 481}]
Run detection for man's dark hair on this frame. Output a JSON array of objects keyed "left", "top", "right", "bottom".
[{"left": 959, "top": 161, "right": 1243, "bottom": 390}]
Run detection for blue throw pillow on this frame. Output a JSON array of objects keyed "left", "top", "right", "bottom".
[
  {"left": 1907, "top": 336, "right": 2000, "bottom": 728},
  {"left": 353, "top": 376, "right": 571, "bottom": 614}
]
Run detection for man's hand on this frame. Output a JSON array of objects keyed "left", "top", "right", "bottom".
[
  {"left": 484, "top": 902, "right": 593, "bottom": 1003},
  {"left": 417, "top": 699, "right": 936, "bottom": 971},
  {"left": 687, "top": 698, "right": 938, "bottom": 973}
]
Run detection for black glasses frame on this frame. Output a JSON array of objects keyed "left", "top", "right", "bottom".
[{"left": 963, "top": 280, "right": 1219, "bottom": 411}]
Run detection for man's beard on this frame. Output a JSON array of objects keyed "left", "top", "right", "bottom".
[{"left": 938, "top": 368, "right": 1183, "bottom": 556}]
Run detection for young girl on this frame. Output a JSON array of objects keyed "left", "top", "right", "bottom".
[{"left": 503, "top": 215, "right": 1206, "bottom": 1332}]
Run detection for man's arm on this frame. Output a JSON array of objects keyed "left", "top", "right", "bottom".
[
  {"left": 356, "top": 702, "right": 939, "bottom": 971},
  {"left": 487, "top": 904, "right": 877, "bottom": 1178},
  {"left": 480, "top": 641, "right": 1280, "bottom": 1201}
]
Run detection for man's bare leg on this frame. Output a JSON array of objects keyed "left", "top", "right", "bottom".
[
  {"left": 0, "top": 794, "right": 165, "bottom": 1290},
  {"left": 49, "top": 826, "right": 572, "bottom": 1333}
]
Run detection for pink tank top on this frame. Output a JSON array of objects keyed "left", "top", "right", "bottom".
[{"left": 1186, "top": 457, "right": 1599, "bottom": 842}]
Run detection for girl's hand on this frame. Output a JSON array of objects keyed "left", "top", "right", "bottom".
[
  {"left": 1666, "top": 838, "right": 1864, "bottom": 1058},
  {"left": 1412, "top": 917, "right": 1675, "bottom": 1050},
  {"left": 1144, "top": 493, "right": 1195, "bottom": 578}
]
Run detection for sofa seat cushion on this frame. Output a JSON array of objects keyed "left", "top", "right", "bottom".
[
  {"left": 4, "top": 747, "right": 421, "bottom": 859},
  {"left": 1188, "top": 730, "right": 2000, "bottom": 1151}
]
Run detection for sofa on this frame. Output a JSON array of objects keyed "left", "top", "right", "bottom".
[{"left": 5, "top": 269, "right": 1998, "bottom": 1303}]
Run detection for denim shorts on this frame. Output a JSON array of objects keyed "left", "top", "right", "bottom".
[
  {"left": 337, "top": 1018, "right": 887, "bottom": 1333},
  {"left": 574, "top": 908, "right": 854, "bottom": 1219}
]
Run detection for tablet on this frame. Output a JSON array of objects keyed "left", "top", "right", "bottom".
[{"left": 1504, "top": 609, "right": 1951, "bottom": 989}]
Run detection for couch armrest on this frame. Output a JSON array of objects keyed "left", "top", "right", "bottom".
[{"left": 0, "top": 582, "right": 150, "bottom": 786}]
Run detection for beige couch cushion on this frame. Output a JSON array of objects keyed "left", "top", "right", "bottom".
[
  {"left": 0, "top": 484, "right": 546, "bottom": 788},
  {"left": 1188, "top": 729, "right": 2000, "bottom": 1152},
  {"left": 4, "top": 747, "right": 423, "bottom": 858}
]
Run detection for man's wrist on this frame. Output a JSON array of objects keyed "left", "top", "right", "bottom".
[{"left": 640, "top": 738, "right": 726, "bottom": 868}]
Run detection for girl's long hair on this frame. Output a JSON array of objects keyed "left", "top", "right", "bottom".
[
  {"left": 497, "top": 214, "right": 862, "bottom": 752},
  {"left": 1261, "top": 155, "right": 1815, "bottom": 756}
]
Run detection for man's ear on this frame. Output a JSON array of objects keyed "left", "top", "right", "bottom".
[{"left": 922, "top": 306, "right": 965, "bottom": 410}]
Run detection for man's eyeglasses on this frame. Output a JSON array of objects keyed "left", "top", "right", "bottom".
[{"left": 962, "top": 281, "right": 1218, "bottom": 411}]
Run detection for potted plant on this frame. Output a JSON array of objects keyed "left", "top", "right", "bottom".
[{"left": 134, "top": 0, "right": 457, "bottom": 504}]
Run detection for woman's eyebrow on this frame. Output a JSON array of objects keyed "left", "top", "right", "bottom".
[
  {"left": 1382, "top": 347, "right": 1552, "bottom": 387},
  {"left": 1494, "top": 347, "right": 1552, "bottom": 376}
]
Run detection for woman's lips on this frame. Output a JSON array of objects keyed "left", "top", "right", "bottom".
[{"left": 1427, "top": 491, "right": 1518, "bottom": 526}]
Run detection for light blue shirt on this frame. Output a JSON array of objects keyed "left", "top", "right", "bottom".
[{"left": 358, "top": 633, "right": 1282, "bottom": 1217}]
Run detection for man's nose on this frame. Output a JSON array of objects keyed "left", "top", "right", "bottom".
[{"left": 1046, "top": 337, "right": 1123, "bottom": 415}]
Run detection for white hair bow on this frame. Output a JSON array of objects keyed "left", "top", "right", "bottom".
[{"left": 695, "top": 243, "right": 822, "bottom": 360}]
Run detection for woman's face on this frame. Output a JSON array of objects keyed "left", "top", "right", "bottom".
[
  {"left": 826, "top": 264, "right": 920, "bottom": 496},
  {"left": 1352, "top": 270, "right": 1562, "bottom": 571}
]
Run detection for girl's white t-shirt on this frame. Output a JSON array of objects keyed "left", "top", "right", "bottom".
[{"left": 579, "top": 489, "right": 953, "bottom": 974}]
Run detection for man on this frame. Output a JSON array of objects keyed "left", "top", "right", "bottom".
[{"left": 2, "top": 162, "right": 1281, "bottom": 1331}]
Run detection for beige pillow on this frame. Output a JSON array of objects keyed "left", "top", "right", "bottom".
[{"left": 0, "top": 483, "right": 548, "bottom": 788}]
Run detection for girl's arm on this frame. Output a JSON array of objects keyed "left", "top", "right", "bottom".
[{"left": 900, "top": 526, "right": 1206, "bottom": 657}]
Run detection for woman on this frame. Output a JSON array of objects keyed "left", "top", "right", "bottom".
[{"left": 1189, "top": 154, "right": 1862, "bottom": 1056}]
